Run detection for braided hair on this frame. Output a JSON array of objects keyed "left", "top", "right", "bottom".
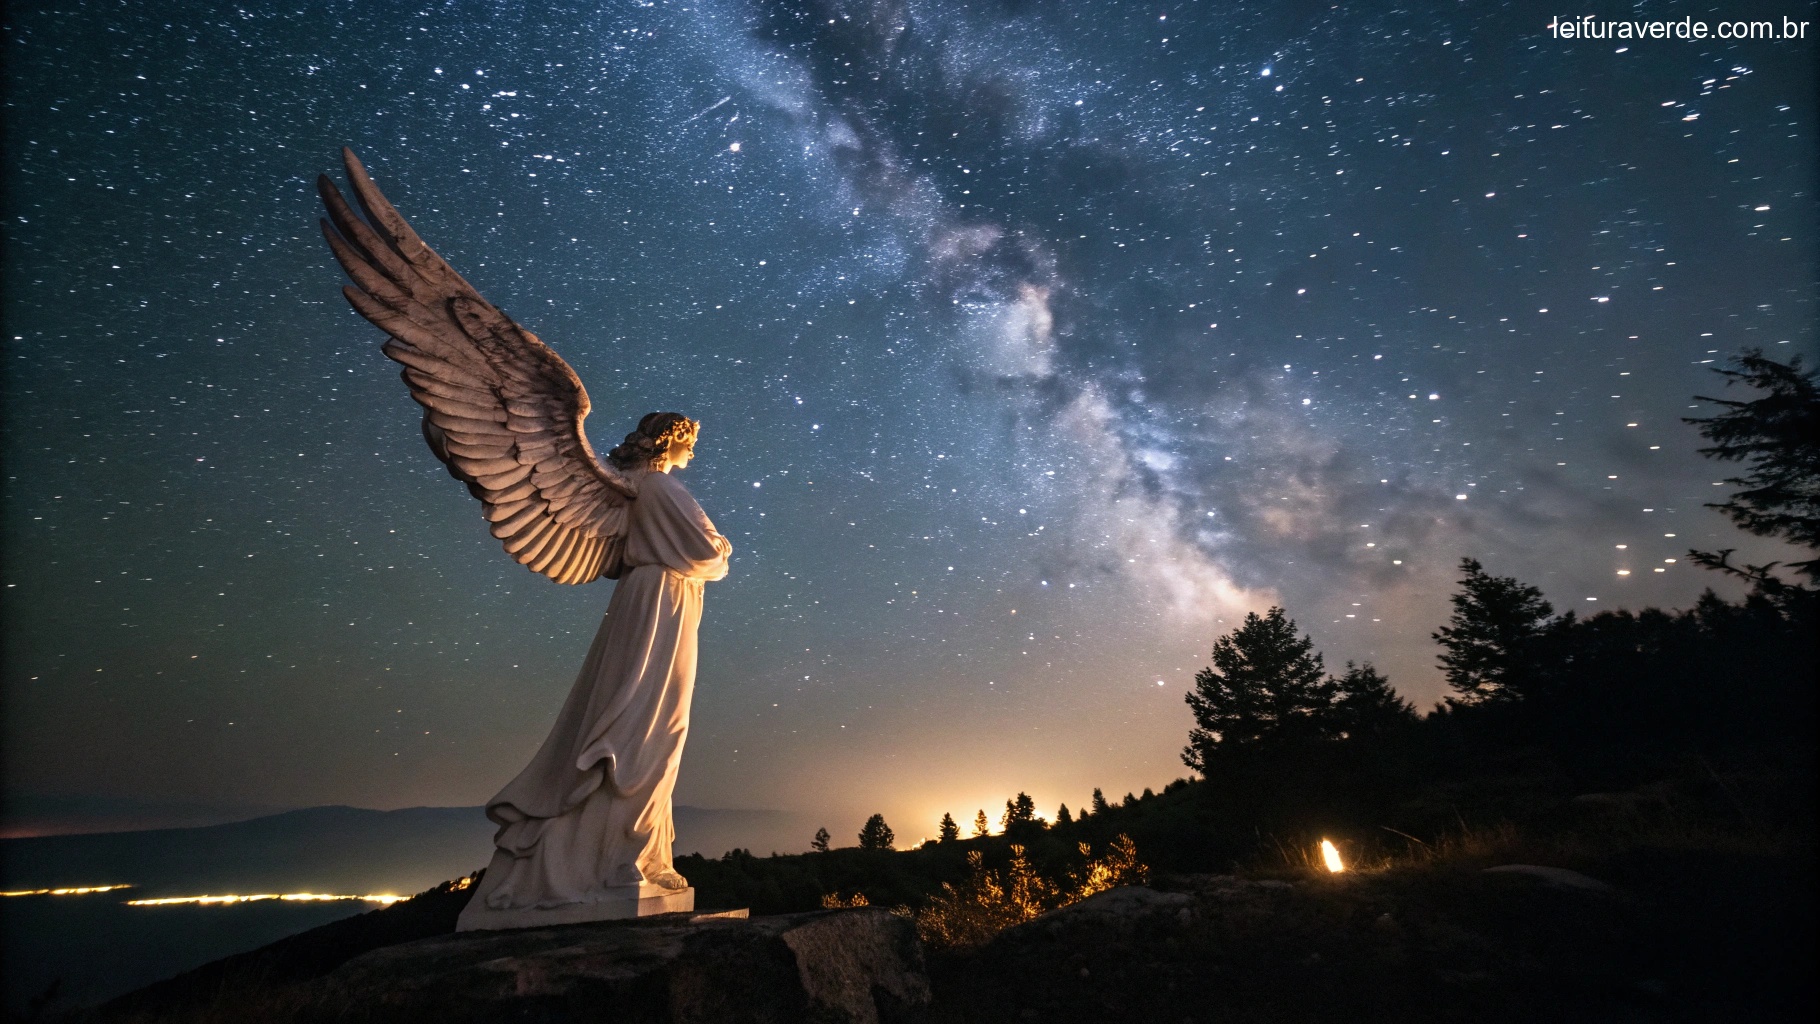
[{"left": 607, "top": 411, "right": 699, "bottom": 470}]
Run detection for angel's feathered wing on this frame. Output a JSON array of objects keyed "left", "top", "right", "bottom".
[{"left": 318, "top": 148, "right": 636, "bottom": 584}]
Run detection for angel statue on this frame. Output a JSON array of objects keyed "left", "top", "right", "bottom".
[{"left": 317, "top": 149, "right": 731, "bottom": 930}]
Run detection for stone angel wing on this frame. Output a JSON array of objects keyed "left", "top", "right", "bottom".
[{"left": 317, "top": 148, "right": 636, "bottom": 584}]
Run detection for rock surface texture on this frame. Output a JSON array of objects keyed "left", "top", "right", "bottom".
[
  {"left": 323, "top": 907, "right": 930, "bottom": 1024},
  {"left": 95, "top": 866, "right": 1807, "bottom": 1022},
  {"left": 922, "top": 872, "right": 1681, "bottom": 1023}
]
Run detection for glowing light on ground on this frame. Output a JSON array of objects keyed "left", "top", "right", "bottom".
[
  {"left": 1320, "top": 839, "right": 1344, "bottom": 873},
  {"left": 0, "top": 884, "right": 134, "bottom": 897},
  {"left": 125, "top": 892, "right": 405, "bottom": 906}
]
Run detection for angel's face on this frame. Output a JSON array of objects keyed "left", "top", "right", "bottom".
[{"left": 664, "top": 437, "right": 696, "bottom": 472}]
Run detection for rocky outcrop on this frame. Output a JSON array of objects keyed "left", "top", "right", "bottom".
[
  {"left": 319, "top": 907, "right": 930, "bottom": 1024},
  {"left": 1482, "top": 864, "right": 1616, "bottom": 893},
  {"left": 921, "top": 872, "right": 1663, "bottom": 1022}
]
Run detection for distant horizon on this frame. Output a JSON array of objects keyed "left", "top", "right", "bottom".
[
  {"left": 1, "top": 793, "right": 1159, "bottom": 859},
  {"left": 0, "top": 797, "right": 809, "bottom": 842}
]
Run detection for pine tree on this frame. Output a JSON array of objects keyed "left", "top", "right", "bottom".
[
  {"left": 972, "top": 809, "right": 990, "bottom": 838},
  {"left": 1000, "top": 792, "right": 1038, "bottom": 829},
  {"left": 1432, "top": 559, "right": 1556, "bottom": 705},
  {"left": 1055, "top": 803, "right": 1073, "bottom": 825},
  {"left": 1182, "top": 607, "right": 1338, "bottom": 772},
  {"left": 1684, "top": 350, "right": 1820, "bottom": 586},
  {"left": 857, "top": 814, "right": 894, "bottom": 851},
  {"left": 1090, "top": 788, "right": 1109, "bottom": 815},
  {"left": 810, "top": 827, "right": 830, "bottom": 853},
  {"left": 1332, "top": 661, "right": 1418, "bottom": 736},
  {"left": 938, "top": 812, "right": 960, "bottom": 843}
]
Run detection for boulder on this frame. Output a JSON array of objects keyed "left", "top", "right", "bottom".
[
  {"left": 1482, "top": 864, "right": 1616, "bottom": 893},
  {"left": 319, "top": 907, "right": 930, "bottom": 1024},
  {"left": 1040, "top": 885, "right": 1192, "bottom": 921},
  {"left": 1569, "top": 785, "right": 1673, "bottom": 815}
]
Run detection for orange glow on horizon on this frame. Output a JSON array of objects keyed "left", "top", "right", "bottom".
[
  {"left": 0, "top": 885, "right": 134, "bottom": 897},
  {"left": 125, "top": 892, "right": 406, "bottom": 906}
]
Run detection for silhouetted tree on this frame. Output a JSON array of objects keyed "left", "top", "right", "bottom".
[
  {"left": 857, "top": 814, "right": 894, "bottom": 851},
  {"left": 1333, "top": 661, "right": 1418, "bottom": 736},
  {"left": 1432, "top": 559, "right": 1556, "bottom": 705},
  {"left": 810, "top": 827, "right": 830, "bottom": 853},
  {"left": 1090, "top": 788, "right": 1110, "bottom": 815},
  {"left": 1685, "top": 349, "right": 1820, "bottom": 587},
  {"left": 1055, "top": 803, "right": 1073, "bottom": 825},
  {"left": 972, "top": 809, "right": 990, "bottom": 838},
  {"left": 937, "top": 813, "right": 960, "bottom": 843},
  {"left": 1001, "top": 792, "right": 1038, "bottom": 830},
  {"left": 1512, "top": 588, "right": 1816, "bottom": 762},
  {"left": 1182, "top": 607, "right": 1338, "bottom": 772}
]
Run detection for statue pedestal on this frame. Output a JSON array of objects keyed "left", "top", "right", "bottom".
[{"left": 456, "top": 883, "right": 695, "bottom": 932}]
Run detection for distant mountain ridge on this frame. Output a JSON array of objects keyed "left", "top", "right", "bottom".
[
  {"left": 0, "top": 804, "right": 813, "bottom": 897},
  {"left": 0, "top": 794, "right": 290, "bottom": 839}
]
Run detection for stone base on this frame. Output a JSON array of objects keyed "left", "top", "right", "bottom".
[
  {"left": 455, "top": 883, "right": 694, "bottom": 932},
  {"left": 329, "top": 906, "right": 931, "bottom": 1023}
]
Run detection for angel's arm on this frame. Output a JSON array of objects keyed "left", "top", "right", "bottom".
[
  {"left": 318, "top": 148, "right": 634, "bottom": 584},
  {"left": 637, "top": 474, "right": 732, "bottom": 582}
]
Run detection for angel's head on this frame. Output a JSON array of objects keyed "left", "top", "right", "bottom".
[{"left": 609, "top": 412, "right": 699, "bottom": 472}]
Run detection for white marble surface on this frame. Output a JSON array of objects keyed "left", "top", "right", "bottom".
[
  {"left": 457, "top": 884, "right": 696, "bottom": 932},
  {"left": 464, "top": 463, "right": 730, "bottom": 927}
]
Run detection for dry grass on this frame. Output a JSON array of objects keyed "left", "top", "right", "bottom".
[
  {"left": 910, "top": 835, "right": 1149, "bottom": 949},
  {"left": 1255, "top": 801, "right": 1808, "bottom": 883}
]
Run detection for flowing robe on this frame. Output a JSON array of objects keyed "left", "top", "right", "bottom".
[{"left": 466, "top": 470, "right": 730, "bottom": 913}]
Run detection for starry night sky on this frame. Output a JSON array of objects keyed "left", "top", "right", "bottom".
[{"left": 4, "top": 0, "right": 1815, "bottom": 844}]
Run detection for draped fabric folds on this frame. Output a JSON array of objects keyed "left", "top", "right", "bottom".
[{"left": 467, "top": 470, "right": 730, "bottom": 912}]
